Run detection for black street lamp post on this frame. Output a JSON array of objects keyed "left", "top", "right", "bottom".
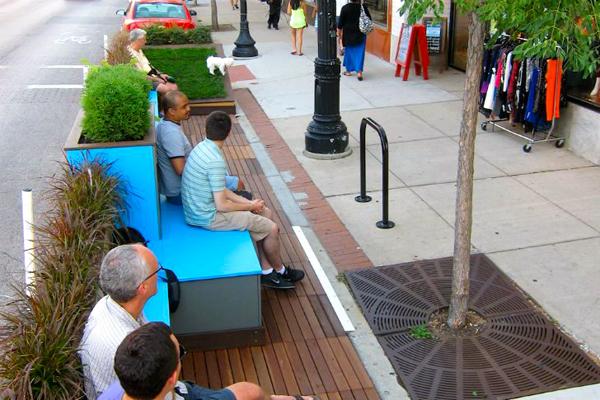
[
  {"left": 232, "top": 0, "right": 258, "bottom": 58},
  {"left": 304, "top": 0, "right": 350, "bottom": 158}
]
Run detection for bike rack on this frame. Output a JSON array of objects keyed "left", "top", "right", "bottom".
[{"left": 355, "top": 117, "right": 395, "bottom": 229}]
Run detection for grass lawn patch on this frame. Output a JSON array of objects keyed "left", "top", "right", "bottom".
[{"left": 144, "top": 47, "right": 226, "bottom": 99}]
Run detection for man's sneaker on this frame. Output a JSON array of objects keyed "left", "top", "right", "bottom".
[
  {"left": 279, "top": 266, "right": 305, "bottom": 283},
  {"left": 261, "top": 271, "right": 295, "bottom": 289}
]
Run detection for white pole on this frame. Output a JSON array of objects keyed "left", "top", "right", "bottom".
[
  {"left": 103, "top": 34, "right": 108, "bottom": 60},
  {"left": 82, "top": 65, "right": 89, "bottom": 85},
  {"left": 21, "top": 189, "right": 35, "bottom": 295}
]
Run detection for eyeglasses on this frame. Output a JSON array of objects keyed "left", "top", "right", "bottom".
[
  {"left": 178, "top": 343, "right": 188, "bottom": 361},
  {"left": 138, "top": 265, "right": 166, "bottom": 287}
]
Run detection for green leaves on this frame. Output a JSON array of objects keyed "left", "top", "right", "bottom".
[
  {"left": 81, "top": 64, "right": 151, "bottom": 143},
  {"left": 144, "top": 25, "right": 212, "bottom": 45},
  {"left": 398, "top": 0, "right": 600, "bottom": 76},
  {"left": 0, "top": 159, "right": 125, "bottom": 399}
]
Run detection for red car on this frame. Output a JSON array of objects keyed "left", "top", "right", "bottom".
[{"left": 117, "top": 0, "right": 197, "bottom": 31}]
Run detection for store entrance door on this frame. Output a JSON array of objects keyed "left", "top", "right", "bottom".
[{"left": 448, "top": 1, "right": 468, "bottom": 70}]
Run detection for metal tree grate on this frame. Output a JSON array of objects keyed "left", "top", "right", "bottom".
[{"left": 346, "top": 254, "right": 600, "bottom": 400}]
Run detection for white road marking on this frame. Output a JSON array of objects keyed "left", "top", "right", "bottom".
[
  {"left": 41, "top": 65, "right": 85, "bottom": 69},
  {"left": 292, "top": 225, "right": 356, "bottom": 332},
  {"left": 27, "top": 84, "right": 83, "bottom": 89}
]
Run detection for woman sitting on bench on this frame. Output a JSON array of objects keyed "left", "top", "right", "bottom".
[{"left": 128, "top": 28, "right": 178, "bottom": 95}]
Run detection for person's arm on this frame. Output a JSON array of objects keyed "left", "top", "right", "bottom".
[
  {"left": 224, "top": 188, "right": 253, "bottom": 204},
  {"left": 213, "top": 190, "right": 262, "bottom": 212},
  {"left": 287, "top": 0, "right": 291, "bottom": 13},
  {"left": 170, "top": 157, "right": 185, "bottom": 176}
]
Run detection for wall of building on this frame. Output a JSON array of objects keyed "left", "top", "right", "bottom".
[
  {"left": 556, "top": 104, "right": 600, "bottom": 165},
  {"left": 388, "top": 0, "right": 451, "bottom": 63}
]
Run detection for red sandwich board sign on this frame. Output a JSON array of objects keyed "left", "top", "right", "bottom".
[{"left": 394, "top": 23, "right": 430, "bottom": 81}]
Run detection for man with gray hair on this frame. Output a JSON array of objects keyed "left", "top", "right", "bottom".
[
  {"left": 128, "top": 28, "right": 178, "bottom": 95},
  {"left": 80, "top": 244, "right": 162, "bottom": 399}
]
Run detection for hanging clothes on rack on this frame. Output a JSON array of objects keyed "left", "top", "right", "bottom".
[{"left": 545, "top": 59, "right": 563, "bottom": 121}]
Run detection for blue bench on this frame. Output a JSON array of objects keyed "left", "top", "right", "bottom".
[
  {"left": 143, "top": 200, "right": 263, "bottom": 348},
  {"left": 67, "top": 89, "right": 263, "bottom": 348}
]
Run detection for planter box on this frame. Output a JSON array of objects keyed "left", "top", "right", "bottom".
[
  {"left": 145, "top": 43, "right": 236, "bottom": 115},
  {"left": 64, "top": 108, "right": 161, "bottom": 242}
]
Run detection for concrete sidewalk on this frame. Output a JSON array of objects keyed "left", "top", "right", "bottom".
[{"left": 194, "top": 1, "right": 600, "bottom": 398}]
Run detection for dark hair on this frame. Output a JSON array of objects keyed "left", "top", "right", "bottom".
[
  {"left": 290, "top": 0, "right": 300, "bottom": 10},
  {"left": 161, "top": 90, "right": 185, "bottom": 115},
  {"left": 205, "top": 111, "right": 232, "bottom": 141},
  {"left": 114, "top": 322, "right": 178, "bottom": 399}
]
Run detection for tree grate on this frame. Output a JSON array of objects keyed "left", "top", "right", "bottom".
[{"left": 345, "top": 254, "right": 600, "bottom": 399}]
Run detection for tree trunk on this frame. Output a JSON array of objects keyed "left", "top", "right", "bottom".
[
  {"left": 211, "top": 0, "right": 219, "bottom": 30},
  {"left": 447, "top": 11, "right": 485, "bottom": 330}
]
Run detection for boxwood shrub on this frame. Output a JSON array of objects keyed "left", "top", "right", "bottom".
[
  {"left": 81, "top": 64, "right": 151, "bottom": 143},
  {"left": 144, "top": 25, "right": 212, "bottom": 45}
]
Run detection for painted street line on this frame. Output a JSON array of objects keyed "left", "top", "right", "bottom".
[
  {"left": 292, "top": 225, "right": 356, "bottom": 332},
  {"left": 27, "top": 84, "right": 84, "bottom": 89}
]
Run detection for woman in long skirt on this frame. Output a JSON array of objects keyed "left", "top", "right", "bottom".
[{"left": 337, "top": 0, "right": 370, "bottom": 80}]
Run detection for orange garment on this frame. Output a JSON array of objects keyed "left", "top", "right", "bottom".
[{"left": 545, "top": 59, "right": 563, "bottom": 121}]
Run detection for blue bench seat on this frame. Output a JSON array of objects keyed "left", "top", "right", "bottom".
[{"left": 143, "top": 199, "right": 262, "bottom": 337}]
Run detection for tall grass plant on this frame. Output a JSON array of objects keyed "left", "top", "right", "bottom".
[{"left": 0, "top": 159, "right": 125, "bottom": 400}]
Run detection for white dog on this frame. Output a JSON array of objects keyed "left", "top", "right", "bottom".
[{"left": 206, "top": 56, "right": 234, "bottom": 75}]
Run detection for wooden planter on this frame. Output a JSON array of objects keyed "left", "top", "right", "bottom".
[
  {"left": 64, "top": 109, "right": 161, "bottom": 242},
  {"left": 145, "top": 43, "right": 236, "bottom": 115}
]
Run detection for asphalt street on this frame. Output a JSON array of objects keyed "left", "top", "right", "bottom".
[{"left": 0, "top": 0, "right": 125, "bottom": 300}]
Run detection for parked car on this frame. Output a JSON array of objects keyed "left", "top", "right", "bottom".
[{"left": 117, "top": 0, "right": 197, "bottom": 31}]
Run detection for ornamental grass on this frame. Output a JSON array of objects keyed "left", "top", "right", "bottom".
[{"left": 0, "top": 159, "right": 125, "bottom": 400}]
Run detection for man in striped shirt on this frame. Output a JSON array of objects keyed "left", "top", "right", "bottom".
[
  {"left": 181, "top": 111, "right": 305, "bottom": 290},
  {"left": 80, "top": 244, "right": 161, "bottom": 399}
]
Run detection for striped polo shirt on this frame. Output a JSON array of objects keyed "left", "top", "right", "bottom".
[{"left": 181, "top": 139, "right": 226, "bottom": 227}]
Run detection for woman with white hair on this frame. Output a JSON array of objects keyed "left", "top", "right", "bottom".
[{"left": 128, "top": 28, "right": 178, "bottom": 95}]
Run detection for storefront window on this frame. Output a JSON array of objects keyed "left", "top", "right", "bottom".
[
  {"left": 362, "top": 0, "right": 387, "bottom": 27},
  {"left": 565, "top": 70, "right": 600, "bottom": 112}
]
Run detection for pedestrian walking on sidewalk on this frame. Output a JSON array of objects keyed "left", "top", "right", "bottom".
[
  {"left": 267, "top": 0, "right": 281, "bottom": 29},
  {"left": 337, "top": 0, "right": 370, "bottom": 81},
  {"left": 288, "top": 0, "right": 306, "bottom": 55}
]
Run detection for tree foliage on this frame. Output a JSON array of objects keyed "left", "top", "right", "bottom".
[{"left": 400, "top": 0, "right": 600, "bottom": 76}]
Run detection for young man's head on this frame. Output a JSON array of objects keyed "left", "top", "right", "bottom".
[
  {"left": 162, "top": 91, "right": 190, "bottom": 123},
  {"left": 205, "top": 111, "right": 232, "bottom": 141},
  {"left": 114, "top": 322, "right": 183, "bottom": 399}
]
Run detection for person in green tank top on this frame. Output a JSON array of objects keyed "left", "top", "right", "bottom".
[{"left": 287, "top": 0, "right": 306, "bottom": 55}]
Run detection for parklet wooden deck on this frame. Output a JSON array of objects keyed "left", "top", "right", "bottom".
[{"left": 179, "top": 116, "right": 379, "bottom": 400}]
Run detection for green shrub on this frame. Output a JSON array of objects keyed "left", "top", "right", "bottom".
[
  {"left": 144, "top": 24, "right": 212, "bottom": 45},
  {"left": 81, "top": 64, "right": 151, "bottom": 143},
  {"left": 0, "top": 159, "right": 125, "bottom": 400},
  {"left": 144, "top": 47, "right": 225, "bottom": 99}
]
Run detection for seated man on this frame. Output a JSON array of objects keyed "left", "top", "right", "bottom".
[
  {"left": 80, "top": 244, "right": 162, "bottom": 399},
  {"left": 181, "top": 111, "right": 305, "bottom": 290},
  {"left": 157, "top": 90, "right": 250, "bottom": 205},
  {"left": 100, "top": 322, "right": 315, "bottom": 400}
]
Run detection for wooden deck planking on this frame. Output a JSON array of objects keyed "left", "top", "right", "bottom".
[{"left": 176, "top": 114, "right": 379, "bottom": 399}]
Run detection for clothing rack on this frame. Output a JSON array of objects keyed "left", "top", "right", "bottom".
[{"left": 479, "top": 36, "right": 566, "bottom": 152}]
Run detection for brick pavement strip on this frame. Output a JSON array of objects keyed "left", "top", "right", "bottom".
[{"left": 234, "top": 88, "right": 374, "bottom": 273}]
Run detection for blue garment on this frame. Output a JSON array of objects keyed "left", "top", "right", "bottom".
[
  {"left": 343, "top": 36, "right": 366, "bottom": 73},
  {"left": 181, "top": 139, "right": 227, "bottom": 227},
  {"left": 98, "top": 380, "right": 236, "bottom": 400},
  {"left": 97, "top": 380, "right": 124, "bottom": 400},
  {"left": 524, "top": 67, "right": 540, "bottom": 126}
]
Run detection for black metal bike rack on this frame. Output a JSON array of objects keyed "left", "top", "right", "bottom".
[{"left": 355, "top": 117, "right": 395, "bottom": 229}]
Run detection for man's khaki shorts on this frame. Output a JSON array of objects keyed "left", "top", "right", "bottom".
[{"left": 209, "top": 210, "right": 275, "bottom": 241}]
